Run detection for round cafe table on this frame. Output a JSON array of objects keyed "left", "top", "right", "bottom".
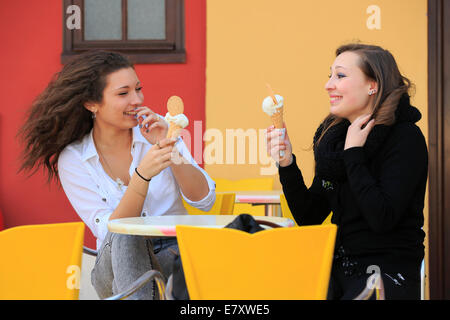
[{"left": 107, "top": 214, "right": 295, "bottom": 237}]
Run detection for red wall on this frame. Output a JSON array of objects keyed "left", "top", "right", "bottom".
[{"left": 0, "top": 1, "right": 206, "bottom": 247}]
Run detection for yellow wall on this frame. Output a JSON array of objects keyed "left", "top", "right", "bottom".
[{"left": 206, "top": 0, "right": 428, "bottom": 297}]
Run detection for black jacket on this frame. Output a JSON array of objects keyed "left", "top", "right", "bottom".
[{"left": 279, "top": 98, "right": 427, "bottom": 276}]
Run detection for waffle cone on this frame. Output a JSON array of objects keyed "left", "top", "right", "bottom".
[
  {"left": 270, "top": 106, "right": 284, "bottom": 129},
  {"left": 167, "top": 123, "right": 182, "bottom": 139}
]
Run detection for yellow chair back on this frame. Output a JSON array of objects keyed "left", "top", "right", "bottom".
[
  {"left": 323, "top": 212, "right": 332, "bottom": 224},
  {"left": 280, "top": 193, "right": 298, "bottom": 226},
  {"left": 183, "top": 193, "right": 236, "bottom": 215},
  {"left": 280, "top": 194, "right": 332, "bottom": 225},
  {"left": 220, "top": 193, "right": 236, "bottom": 214},
  {"left": 176, "top": 224, "right": 337, "bottom": 300},
  {"left": 214, "top": 178, "right": 273, "bottom": 216},
  {"left": 0, "top": 222, "right": 85, "bottom": 300}
]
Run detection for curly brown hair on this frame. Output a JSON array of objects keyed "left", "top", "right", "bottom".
[
  {"left": 17, "top": 51, "right": 134, "bottom": 184},
  {"left": 315, "top": 43, "right": 413, "bottom": 147}
]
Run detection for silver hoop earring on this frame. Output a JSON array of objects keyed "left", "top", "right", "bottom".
[{"left": 92, "top": 112, "right": 96, "bottom": 119}]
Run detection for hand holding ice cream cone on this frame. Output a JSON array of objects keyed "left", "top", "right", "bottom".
[
  {"left": 266, "top": 124, "right": 293, "bottom": 166},
  {"left": 262, "top": 84, "right": 286, "bottom": 158},
  {"left": 165, "top": 95, "right": 189, "bottom": 139}
]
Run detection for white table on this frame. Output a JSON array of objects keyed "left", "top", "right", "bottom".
[{"left": 108, "top": 214, "right": 294, "bottom": 237}]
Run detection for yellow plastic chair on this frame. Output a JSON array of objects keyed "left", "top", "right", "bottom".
[
  {"left": 214, "top": 178, "right": 273, "bottom": 216},
  {"left": 280, "top": 194, "right": 332, "bottom": 226},
  {"left": 176, "top": 224, "right": 337, "bottom": 300},
  {"left": 0, "top": 222, "right": 85, "bottom": 300},
  {"left": 183, "top": 193, "right": 236, "bottom": 215},
  {"left": 220, "top": 193, "right": 236, "bottom": 214}
]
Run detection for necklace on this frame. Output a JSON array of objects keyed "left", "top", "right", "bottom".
[
  {"left": 93, "top": 135, "right": 131, "bottom": 191},
  {"left": 97, "top": 149, "right": 125, "bottom": 190}
]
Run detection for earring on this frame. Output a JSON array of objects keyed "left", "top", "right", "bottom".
[
  {"left": 368, "top": 89, "right": 377, "bottom": 96},
  {"left": 92, "top": 111, "right": 96, "bottom": 119}
]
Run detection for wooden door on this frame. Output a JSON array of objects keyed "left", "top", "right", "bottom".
[{"left": 428, "top": 0, "right": 450, "bottom": 300}]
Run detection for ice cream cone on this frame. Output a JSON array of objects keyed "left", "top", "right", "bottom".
[
  {"left": 166, "top": 95, "right": 186, "bottom": 139},
  {"left": 167, "top": 124, "right": 182, "bottom": 139},
  {"left": 263, "top": 84, "right": 286, "bottom": 158},
  {"left": 270, "top": 106, "right": 284, "bottom": 129}
]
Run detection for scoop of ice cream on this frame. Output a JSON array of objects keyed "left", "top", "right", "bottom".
[
  {"left": 262, "top": 94, "right": 284, "bottom": 116},
  {"left": 164, "top": 112, "right": 189, "bottom": 128}
]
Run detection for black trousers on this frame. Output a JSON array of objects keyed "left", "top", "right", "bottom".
[{"left": 327, "top": 257, "right": 421, "bottom": 300}]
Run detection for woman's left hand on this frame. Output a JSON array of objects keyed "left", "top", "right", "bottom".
[
  {"left": 344, "top": 114, "right": 376, "bottom": 150},
  {"left": 136, "top": 106, "right": 168, "bottom": 144}
]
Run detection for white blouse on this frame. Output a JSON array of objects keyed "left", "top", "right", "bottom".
[{"left": 58, "top": 125, "right": 216, "bottom": 250}]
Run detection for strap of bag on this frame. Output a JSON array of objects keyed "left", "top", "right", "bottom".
[{"left": 254, "top": 220, "right": 282, "bottom": 229}]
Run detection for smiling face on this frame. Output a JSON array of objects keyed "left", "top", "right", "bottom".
[
  {"left": 87, "top": 67, "right": 144, "bottom": 130},
  {"left": 325, "top": 51, "right": 377, "bottom": 123}
]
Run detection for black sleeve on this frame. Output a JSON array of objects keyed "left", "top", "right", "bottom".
[
  {"left": 342, "top": 124, "right": 428, "bottom": 233},
  {"left": 278, "top": 154, "right": 331, "bottom": 225}
]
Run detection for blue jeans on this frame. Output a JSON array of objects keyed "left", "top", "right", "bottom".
[{"left": 91, "top": 232, "right": 178, "bottom": 300}]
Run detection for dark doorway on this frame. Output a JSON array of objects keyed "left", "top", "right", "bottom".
[{"left": 428, "top": 0, "right": 450, "bottom": 300}]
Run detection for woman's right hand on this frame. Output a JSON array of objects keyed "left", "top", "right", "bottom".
[
  {"left": 266, "top": 125, "right": 293, "bottom": 167},
  {"left": 137, "top": 138, "right": 176, "bottom": 180}
]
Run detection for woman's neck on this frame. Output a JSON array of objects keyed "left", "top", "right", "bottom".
[{"left": 92, "top": 123, "right": 132, "bottom": 151}]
